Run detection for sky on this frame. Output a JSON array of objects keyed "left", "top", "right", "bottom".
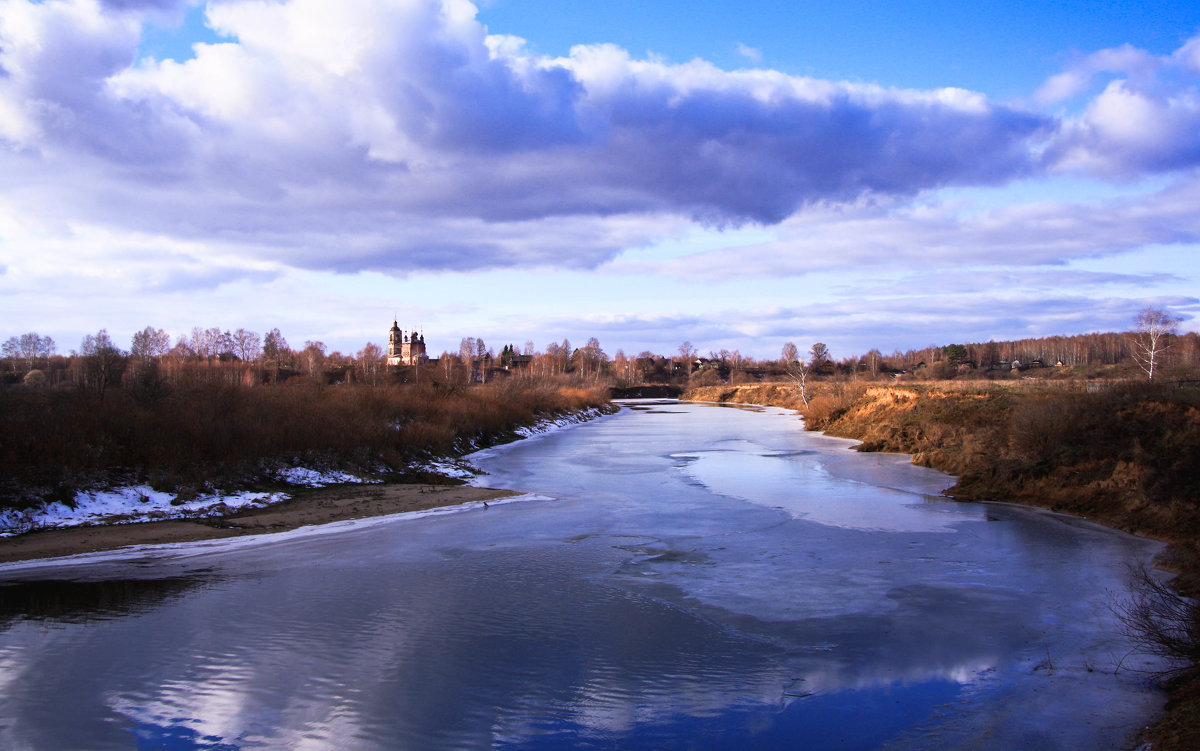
[{"left": 1, "top": 0, "right": 1199, "bottom": 362}]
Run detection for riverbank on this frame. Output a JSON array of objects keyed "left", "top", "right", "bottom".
[
  {"left": 0, "top": 380, "right": 612, "bottom": 514},
  {"left": 0, "top": 482, "right": 515, "bottom": 564},
  {"left": 684, "top": 381, "right": 1200, "bottom": 579},
  {"left": 0, "top": 395, "right": 614, "bottom": 562},
  {"left": 683, "top": 380, "right": 1200, "bottom": 750}
]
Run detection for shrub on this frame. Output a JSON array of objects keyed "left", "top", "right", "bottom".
[
  {"left": 1115, "top": 565, "right": 1200, "bottom": 679},
  {"left": 22, "top": 369, "right": 46, "bottom": 388}
]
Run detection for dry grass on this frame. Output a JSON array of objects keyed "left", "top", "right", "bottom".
[{"left": 0, "top": 379, "right": 611, "bottom": 506}]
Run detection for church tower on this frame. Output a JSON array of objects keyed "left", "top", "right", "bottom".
[
  {"left": 386, "top": 320, "right": 428, "bottom": 366},
  {"left": 387, "top": 320, "right": 403, "bottom": 362}
]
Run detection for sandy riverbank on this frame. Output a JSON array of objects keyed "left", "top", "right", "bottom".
[{"left": 0, "top": 483, "right": 516, "bottom": 564}]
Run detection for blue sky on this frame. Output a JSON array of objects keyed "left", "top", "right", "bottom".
[{"left": 1, "top": 0, "right": 1198, "bottom": 362}]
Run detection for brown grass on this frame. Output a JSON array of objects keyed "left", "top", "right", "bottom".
[{"left": 0, "top": 379, "right": 612, "bottom": 506}]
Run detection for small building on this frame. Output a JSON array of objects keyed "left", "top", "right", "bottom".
[{"left": 386, "top": 321, "right": 429, "bottom": 367}]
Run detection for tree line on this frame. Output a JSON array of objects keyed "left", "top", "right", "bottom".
[{"left": 3, "top": 307, "right": 1197, "bottom": 393}]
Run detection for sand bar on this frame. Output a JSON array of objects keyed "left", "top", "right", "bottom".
[{"left": 0, "top": 483, "right": 516, "bottom": 564}]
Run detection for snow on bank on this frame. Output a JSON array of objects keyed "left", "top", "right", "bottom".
[
  {"left": 400, "top": 408, "right": 612, "bottom": 482},
  {"left": 0, "top": 407, "right": 612, "bottom": 538},
  {"left": 0, "top": 491, "right": 558, "bottom": 574},
  {"left": 426, "top": 459, "right": 479, "bottom": 481},
  {"left": 513, "top": 406, "right": 612, "bottom": 440},
  {"left": 462, "top": 406, "right": 615, "bottom": 484},
  {"left": 0, "top": 467, "right": 379, "bottom": 538},
  {"left": 273, "top": 467, "right": 378, "bottom": 487},
  {"left": 0, "top": 486, "right": 287, "bottom": 537}
]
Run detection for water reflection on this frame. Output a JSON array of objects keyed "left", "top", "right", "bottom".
[
  {"left": 0, "top": 402, "right": 1168, "bottom": 750},
  {"left": 0, "top": 576, "right": 208, "bottom": 626},
  {"left": 3, "top": 553, "right": 1018, "bottom": 749}
]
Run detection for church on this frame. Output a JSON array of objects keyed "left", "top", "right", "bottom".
[{"left": 386, "top": 321, "right": 429, "bottom": 366}]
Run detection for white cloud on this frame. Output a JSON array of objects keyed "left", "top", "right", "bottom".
[
  {"left": 1038, "top": 32, "right": 1200, "bottom": 176},
  {"left": 736, "top": 42, "right": 762, "bottom": 63},
  {"left": 1034, "top": 43, "right": 1160, "bottom": 105},
  {"left": 616, "top": 173, "right": 1200, "bottom": 280},
  {"left": 1050, "top": 80, "right": 1200, "bottom": 176},
  {"left": 0, "top": 0, "right": 1054, "bottom": 278}
]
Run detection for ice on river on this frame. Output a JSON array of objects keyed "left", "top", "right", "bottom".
[{"left": 0, "top": 400, "right": 1170, "bottom": 751}]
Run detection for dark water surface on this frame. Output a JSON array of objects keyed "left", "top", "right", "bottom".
[{"left": 0, "top": 402, "right": 1166, "bottom": 749}]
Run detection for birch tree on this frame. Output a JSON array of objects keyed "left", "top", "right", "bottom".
[
  {"left": 783, "top": 341, "right": 811, "bottom": 406},
  {"left": 2, "top": 332, "right": 55, "bottom": 370},
  {"left": 1129, "top": 307, "right": 1181, "bottom": 381},
  {"left": 130, "top": 327, "right": 170, "bottom": 363},
  {"left": 357, "top": 343, "right": 384, "bottom": 385}
]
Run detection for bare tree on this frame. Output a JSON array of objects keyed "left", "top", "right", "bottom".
[
  {"left": 302, "top": 340, "right": 327, "bottom": 380},
  {"left": 263, "top": 329, "right": 288, "bottom": 362},
  {"left": 0, "top": 337, "right": 15, "bottom": 369},
  {"left": 232, "top": 328, "right": 262, "bottom": 363},
  {"left": 440, "top": 351, "right": 459, "bottom": 383},
  {"left": 476, "top": 337, "right": 489, "bottom": 383},
  {"left": 3, "top": 332, "right": 55, "bottom": 370},
  {"left": 356, "top": 342, "right": 384, "bottom": 385},
  {"left": 780, "top": 342, "right": 798, "bottom": 366},
  {"left": 578, "top": 337, "right": 606, "bottom": 383},
  {"left": 456, "top": 337, "right": 475, "bottom": 381},
  {"left": 130, "top": 326, "right": 171, "bottom": 363},
  {"left": 189, "top": 327, "right": 214, "bottom": 360},
  {"left": 75, "top": 329, "right": 124, "bottom": 396},
  {"left": 678, "top": 341, "right": 697, "bottom": 377},
  {"left": 809, "top": 342, "right": 830, "bottom": 371},
  {"left": 1129, "top": 306, "right": 1182, "bottom": 381}
]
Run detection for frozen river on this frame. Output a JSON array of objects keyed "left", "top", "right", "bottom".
[{"left": 0, "top": 401, "right": 1167, "bottom": 749}]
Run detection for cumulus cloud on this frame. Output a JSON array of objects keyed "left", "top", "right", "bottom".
[
  {"left": 1, "top": 0, "right": 1198, "bottom": 288},
  {"left": 1040, "top": 35, "right": 1200, "bottom": 176},
  {"left": 0, "top": 0, "right": 1055, "bottom": 277},
  {"left": 1050, "top": 80, "right": 1200, "bottom": 176}
]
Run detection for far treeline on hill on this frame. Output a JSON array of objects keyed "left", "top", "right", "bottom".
[{"left": 2, "top": 311, "right": 1200, "bottom": 746}]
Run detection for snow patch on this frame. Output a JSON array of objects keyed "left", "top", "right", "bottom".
[
  {"left": 0, "top": 485, "right": 286, "bottom": 537},
  {"left": 0, "top": 407, "right": 611, "bottom": 538},
  {"left": 0, "top": 492, "right": 555, "bottom": 572},
  {"left": 273, "top": 467, "right": 376, "bottom": 487},
  {"left": 0, "top": 464, "right": 381, "bottom": 538},
  {"left": 426, "top": 459, "right": 479, "bottom": 480},
  {"left": 514, "top": 407, "right": 610, "bottom": 439},
  {"left": 463, "top": 406, "right": 614, "bottom": 483}
]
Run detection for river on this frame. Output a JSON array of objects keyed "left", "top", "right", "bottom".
[{"left": 0, "top": 401, "right": 1167, "bottom": 749}]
